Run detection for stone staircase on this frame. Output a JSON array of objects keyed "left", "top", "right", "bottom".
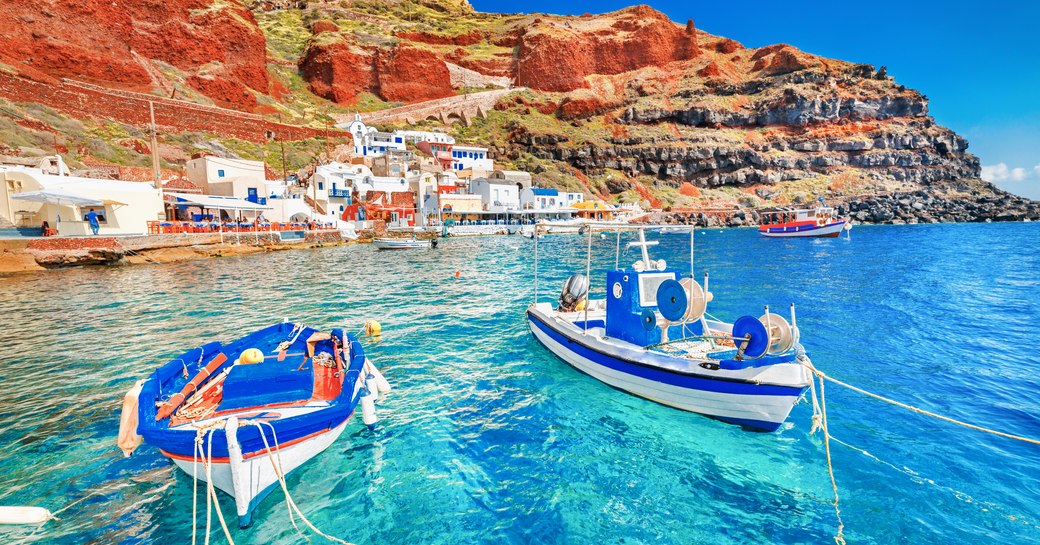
[{"left": 303, "top": 194, "right": 326, "bottom": 215}]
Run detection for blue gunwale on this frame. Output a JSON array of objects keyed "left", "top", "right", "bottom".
[
  {"left": 527, "top": 308, "right": 807, "bottom": 396},
  {"left": 136, "top": 322, "right": 366, "bottom": 459}
]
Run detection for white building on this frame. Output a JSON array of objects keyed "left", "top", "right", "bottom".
[
  {"left": 520, "top": 188, "right": 566, "bottom": 211},
  {"left": 185, "top": 156, "right": 267, "bottom": 203},
  {"left": 563, "top": 192, "right": 584, "bottom": 207},
  {"left": 489, "top": 170, "right": 532, "bottom": 191},
  {"left": 339, "top": 114, "right": 454, "bottom": 159},
  {"left": 397, "top": 129, "right": 454, "bottom": 146},
  {"left": 471, "top": 178, "right": 520, "bottom": 212},
  {"left": 450, "top": 145, "right": 493, "bottom": 173},
  {"left": 0, "top": 165, "right": 164, "bottom": 236}
]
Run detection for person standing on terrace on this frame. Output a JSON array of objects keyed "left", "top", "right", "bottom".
[{"left": 85, "top": 210, "right": 100, "bottom": 236}]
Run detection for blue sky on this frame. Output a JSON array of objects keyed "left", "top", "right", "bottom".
[{"left": 472, "top": 0, "right": 1040, "bottom": 199}]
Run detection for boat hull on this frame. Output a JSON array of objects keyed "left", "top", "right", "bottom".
[
  {"left": 167, "top": 419, "right": 350, "bottom": 528},
  {"left": 759, "top": 220, "right": 847, "bottom": 238},
  {"left": 373, "top": 238, "right": 432, "bottom": 250},
  {"left": 527, "top": 307, "right": 808, "bottom": 431}
]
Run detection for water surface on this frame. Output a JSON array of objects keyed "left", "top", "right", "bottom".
[{"left": 1, "top": 223, "right": 1038, "bottom": 544}]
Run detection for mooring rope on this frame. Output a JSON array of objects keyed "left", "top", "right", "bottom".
[
  {"left": 801, "top": 356, "right": 1040, "bottom": 544},
  {"left": 188, "top": 423, "right": 236, "bottom": 545},
  {"left": 249, "top": 420, "right": 355, "bottom": 545},
  {"left": 814, "top": 369, "right": 1040, "bottom": 445},
  {"left": 815, "top": 369, "right": 846, "bottom": 545}
]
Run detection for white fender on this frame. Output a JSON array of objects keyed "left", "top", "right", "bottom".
[
  {"left": 224, "top": 417, "right": 250, "bottom": 523},
  {"left": 0, "top": 506, "right": 52, "bottom": 525},
  {"left": 360, "top": 379, "right": 378, "bottom": 427},
  {"left": 117, "top": 379, "right": 145, "bottom": 457},
  {"left": 364, "top": 358, "right": 392, "bottom": 395}
]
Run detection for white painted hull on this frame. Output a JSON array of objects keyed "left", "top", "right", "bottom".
[
  {"left": 527, "top": 305, "right": 809, "bottom": 430},
  {"left": 373, "top": 238, "right": 431, "bottom": 249},
  {"left": 760, "top": 221, "right": 847, "bottom": 238},
  {"left": 170, "top": 420, "right": 349, "bottom": 527}
]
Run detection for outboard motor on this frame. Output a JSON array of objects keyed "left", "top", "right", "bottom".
[{"left": 558, "top": 273, "right": 589, "bottom": 312}]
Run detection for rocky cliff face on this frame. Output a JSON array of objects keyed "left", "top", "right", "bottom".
[
  {"left": 294, "top": 2, "right": 998, "bottom": 216},
  {"left": 527, "top": 68, "right": 980, "bottom": 189},
  {"left": 298, "top": 5, "right": 700, "bottom": 103},
  {"left": 0, "top": 0, "right": 270, "bottom": 110},
  {"left": 0, "top": 0, "right": 1034, "bottom": 223}
]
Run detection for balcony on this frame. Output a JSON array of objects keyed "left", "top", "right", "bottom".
[{"left": 329, "top": 188, "right": 351, "bottom": 198}]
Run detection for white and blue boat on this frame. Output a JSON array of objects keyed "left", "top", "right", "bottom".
[
  {"left": 526, "top": 227, "right": 812, "bottom": 431},
  {"left": 117, "top": 321, "right": 391, "bottom": 528},
  {"left": 373, "top": 236, "right": 437, "bottom": 250}
]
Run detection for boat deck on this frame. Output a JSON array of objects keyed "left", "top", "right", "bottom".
[{"left": 171, "top": 402, "right": 332, "bottom": 431}]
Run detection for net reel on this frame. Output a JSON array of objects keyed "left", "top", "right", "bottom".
[
  {"left": 759, "top": 310, "right": 794, "bottom": 354},
  {"left": 655, "top": 276, "right": 713, "bottom": 344}
]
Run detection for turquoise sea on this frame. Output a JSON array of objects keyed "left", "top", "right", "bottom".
[{"left": 0, "top": 223, "right": 1038, "bottom": 544}]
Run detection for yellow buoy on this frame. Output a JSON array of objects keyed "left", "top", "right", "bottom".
[
  {"left": 240, "top": 348, "right": 264, "bottom": 364},
  {"left": 364, "top": 320, "right": 382, "bottom": 336}
]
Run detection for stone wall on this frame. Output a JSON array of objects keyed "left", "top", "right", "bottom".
[{"left": 0, "top": 74, "right": 346, "bottom": 142}]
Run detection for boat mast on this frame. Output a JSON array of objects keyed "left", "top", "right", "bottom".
[
  {"left": 584, "top": 226, "right": 592, "bottom": 335},
  {"left": 533, "top": 222, "right": 539, "bottom": 304},
  {"left": 630, "top": 228, "right": 653, "bottom": 268}
]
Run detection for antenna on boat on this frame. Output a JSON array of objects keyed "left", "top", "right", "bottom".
[
  {"left": 627, "top": 228, "right": 658, "bottom": 270},
  {"left": 689, "top": 228, "right": 695, "bottom": 279}
]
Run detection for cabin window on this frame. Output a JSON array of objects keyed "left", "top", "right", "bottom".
[{"left": 637, "top": 273, "right": 674, "bottom": 307}]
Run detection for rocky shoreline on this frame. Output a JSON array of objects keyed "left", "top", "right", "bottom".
[
  {"left": 655, "top": 181, "right": 1040, "bottom": 227},
  {"left": 0, "top": 231, "right": 353, "bottom": 274}
]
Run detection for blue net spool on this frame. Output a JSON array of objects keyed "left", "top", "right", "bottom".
[
  {"left": 640, "top": 308, "right": 657, "bottom": 331},
  {"left": 656, "top": 279, "right": 688, "bottom": 322},
  {"left": 731, "top": 315, "right": 769, "bottom": 359}
]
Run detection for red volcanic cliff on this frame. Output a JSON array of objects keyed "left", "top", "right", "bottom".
[
  {"left": 300, "top": 5, "right": 702, "bottom": 103},
  {"left": 375, "top": 45, "right": 455, "bottom": 103},
  {"left": 301, "top": 38, "right": 454, "bottom": 105},
  {"left": 516, "top": 6, "right": 700, "bottom": 91},
  {"left": 0, "top": 0, "right": 269, "bottom": 110},
  {"left": 299, "top": 39, "right": 376, "bottom": 105}
]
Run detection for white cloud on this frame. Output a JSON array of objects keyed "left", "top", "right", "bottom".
[
  {"left": 982, "top": 162, "right": 1030, "bottom": 183},
  {"left": 1035, "top": 164, "right": 1040, "bottom": 177}
]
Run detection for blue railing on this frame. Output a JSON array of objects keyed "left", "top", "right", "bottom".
[{"left": 329, "top": 188, "right": 351, "bottom": 198}]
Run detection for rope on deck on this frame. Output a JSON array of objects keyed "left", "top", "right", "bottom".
[{"left": 801, "top": 357, "right": 1040, "bottom": 544}]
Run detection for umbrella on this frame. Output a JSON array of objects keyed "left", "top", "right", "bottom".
[{"left": 11, "top": 189, "right": 107, "bottom": 224}]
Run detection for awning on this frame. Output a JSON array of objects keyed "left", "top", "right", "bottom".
[
  {"left": 11, "top": 189, "right": 105, "bottom": 207},
  {"left": 165, "top": 192, "right": 271, "bottom": 211}
]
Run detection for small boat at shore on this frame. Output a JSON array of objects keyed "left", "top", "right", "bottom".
[
  {"left": 759, "top": 200, "right": 851, "bottom": 238},
  {"left": 117, "top": 321, "right": 391, "bottom": 528},
  {"left": 373, "top": 236, "right": 437, "bottom": 250},
  {"left": 527, "top": 226, "right": 812, "bottom": 431}
]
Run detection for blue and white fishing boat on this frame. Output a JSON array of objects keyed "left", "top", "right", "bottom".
[
  {"left": 117, "top": 321, "right": 391, "bottom": 528},
  {"left": 526, "top": 226, "right": 812, "bottom": 431}
]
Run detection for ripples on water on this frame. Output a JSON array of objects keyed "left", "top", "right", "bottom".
[{"left": 0, "top": 223, "right": 1038, "bottom": 544}]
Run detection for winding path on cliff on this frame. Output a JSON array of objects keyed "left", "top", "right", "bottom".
[{"left": 337, "top": 87, "right": 524, "bottom": 127}]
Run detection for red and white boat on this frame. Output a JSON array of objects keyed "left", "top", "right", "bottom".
[{"left": 758, "top": 202, "right": 850, "bottom": 238}]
